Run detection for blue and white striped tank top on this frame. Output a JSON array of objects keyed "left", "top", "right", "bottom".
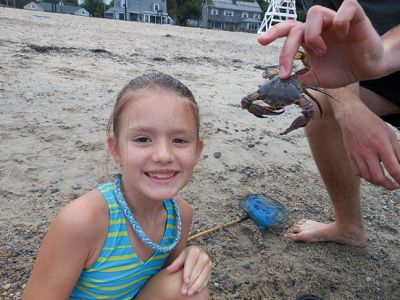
[{"left": 70, "top": 182, "right": 178, "bottom": 299}]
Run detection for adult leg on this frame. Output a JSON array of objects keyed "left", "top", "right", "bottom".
[
  {"left": 135, "top": 268, "right": 210, "bottom": 300},
  {"left": 285, "top": 86, "right": 399, "bottom": 246}
]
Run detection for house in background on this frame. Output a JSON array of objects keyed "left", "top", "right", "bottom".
[
  {"left": 23, "top": 1, "right": 42, "bottom": 11},
  {"left": 24, "top": 1, "right": 90, "bottom": 17},
  {"left": 105, "top": 0, "right": 173, "bottom": 24},
  {"left": 204, "top": 0, "right": 262, "bottom": 32}
]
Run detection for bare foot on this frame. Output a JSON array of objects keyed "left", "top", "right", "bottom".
[{"left": 284, "top": 219, "right": 368, "bottom": 247}]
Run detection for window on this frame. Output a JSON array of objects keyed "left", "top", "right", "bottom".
[
  {"left": 154, "top": 4, "right": 160, "bottom": 11},
  {"left": 120, "top": 0, "right": 125, "bottom": 8},
  {"left": 210, "top": 8, "right": 218, "bottom": 15},
  {"left": 248, "top": 23, "right": 258, "bottom": 30},
  {"left": 242, "top": 12, "right": 248, "bottom": 18},
  {"left": 144, "top": 14, "right": 150, "bottom": 22},
  {"left": 254, "top": 13, "right": 260, "bottom": 19},
  {"left": 224, "top": 10, "right": 234, "bottom": 16}
]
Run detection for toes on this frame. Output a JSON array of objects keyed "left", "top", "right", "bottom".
[
  {"left": 287, "top": 225, "right": 302, "bottom": 234},
  {"left": 292, "top": 226, "right": 301, "bottom": 234},
  {"left": 284, "top": 232, "right": 303, "bottom": 242},
  {"left": 297, "top": 219, "right": 308, "bottom": 225}
]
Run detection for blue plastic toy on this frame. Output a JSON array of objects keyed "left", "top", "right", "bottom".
[
  {"left": 189, "top": 194, "right": 287, "bottom": 241},
  {"left": 240, "top": 194, "right": 287, "bottom": 230}
]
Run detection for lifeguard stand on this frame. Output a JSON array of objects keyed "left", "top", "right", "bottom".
[{"left": 257, "top": 0, "right": 297, "bottom": 34}]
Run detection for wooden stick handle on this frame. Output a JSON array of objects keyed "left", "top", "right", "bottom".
[{"left": 188, "top": 215, "right": 250, "bottom": 242}]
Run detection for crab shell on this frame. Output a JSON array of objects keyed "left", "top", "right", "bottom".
[{"left": 257, "top": 75, "right": 303, "bottom": 106}]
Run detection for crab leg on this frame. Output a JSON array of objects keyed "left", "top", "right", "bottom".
[
  {"left": 303, "top": 88, "right": 323, "bottom": 117},
  {"left": 294, "top": 50, "right": 311, "bottom": 75},
  {"left": 280, "top": 97, "right": 314, "bottom": 135},
  {"left": 241, "top": 93, "right": 284, "bottom": 118}
]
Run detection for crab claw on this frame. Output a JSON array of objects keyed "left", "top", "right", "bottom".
[
  {"left": 248, "top": 104, "right": 284, "bottom": 118},
  {"left": 241, "top": 97, "right": 253, "bottom": 110},
  {"left": 280, "top": 115, "right": 309, "bottom": 135}
]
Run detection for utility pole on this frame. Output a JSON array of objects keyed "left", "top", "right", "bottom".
[
  {"left": 89, "top": 0, "right": 93, "bottom": 16},
  {"left": 124, "top": 0, "right": 127, "bottom": 21},
  {"left": 201, "top": 0, "right": 208, "bottom": 28}
]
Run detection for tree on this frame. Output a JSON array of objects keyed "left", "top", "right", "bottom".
[
  {"left": 81, "top": 0, "right": 110, "bottom": 17},
  {"left": 167, "top": 0, "right": 203, "bottom": 26},
  {"left": 64, "top": 0, "right": 78, "bottom": 5},
  {"left": 256, "top": 0, "right": 269, "bottom": 16}
]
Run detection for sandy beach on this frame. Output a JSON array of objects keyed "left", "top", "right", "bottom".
[{"left": 0, "top": 7, "right": 399, "bottom": 299}]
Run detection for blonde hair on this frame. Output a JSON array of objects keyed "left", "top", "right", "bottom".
[{"left": 106, "top": 72, "right": 200, "bottom": 138}]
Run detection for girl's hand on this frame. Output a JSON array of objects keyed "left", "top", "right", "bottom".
[{"left": 167, "top": 245, "right": 212, "bottom": 296}]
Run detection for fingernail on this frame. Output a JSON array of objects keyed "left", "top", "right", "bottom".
[{"left": 182, "top": 287, "right": 187, "bottom": 295}]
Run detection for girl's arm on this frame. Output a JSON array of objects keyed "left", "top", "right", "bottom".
[
  {"left": 22, "top": 190, "right": 108, "bottom": 300},
  {"left": 165, "top": 197, "right": 212, "bottom": 296}
]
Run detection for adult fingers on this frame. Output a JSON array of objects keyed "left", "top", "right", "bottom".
[
  {"left": 258, "top": 21, "right": 304, "bottom": 78},
  {"left": 303, "top": 5, "right": 335, "bottom": 55},
  {"left": 366, "top": 155, "right": 398, "bottom": 190},
  {"left": 388, "top": 137, "right": 400, "bottom": 186},
  {"left": 379, "top": 145, "right": 400, "bottom": 189},
  {"left": 279, "top": 23, "right": 305, "bottom": 78},
  {"left": 352, "top": 154, "right": 373, "bottom": 183},
  {"left": 334, "top": 0, "right": 366, "bottom": 32},
  {"left": 331, "top": 0, "right": 357, "bottom": 38},
  {"left": 257, "top": 21, "right": 301, "bottom": 45}
]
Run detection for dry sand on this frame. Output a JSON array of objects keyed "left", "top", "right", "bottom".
[{"left": 0, "top": 7, "right": 399, "bottom": 300}]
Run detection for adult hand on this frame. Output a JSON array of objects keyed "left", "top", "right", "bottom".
[
  {"left": 336, "top": 93, "right": 400, "bottom": 190},
  {"left": 167, "top": 245, "right": 211, "bottom": 296},
  {"left": 258, "top": 0, "right": 386, "bottom": 88}
]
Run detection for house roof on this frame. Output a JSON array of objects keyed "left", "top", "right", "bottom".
[
  {"left": 38, "top": 2, "right": 86, "bottom": 14},
  {"left": 212, "top": 0, "right": 261, "bottom": 12},
  {"left": 236, "top": 1, "right": 262, "bottom": 13},
  {"left": 114, "top": 0, "right": 167, "bottom": 14},
  {"left": 105, "top": 7, "right": 115, "bottom": 14}
]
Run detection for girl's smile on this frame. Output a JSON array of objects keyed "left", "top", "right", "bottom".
[{"left": 145, "top": 170, "right": 178, "bottom": 182}]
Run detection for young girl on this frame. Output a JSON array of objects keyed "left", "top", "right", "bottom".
[{"left": 22, "top": 73, "right": 211, "bottom": 299}]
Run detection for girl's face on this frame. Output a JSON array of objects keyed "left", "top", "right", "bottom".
[{"left": 109, "top": 87, "right": 204, "bottom": 203}]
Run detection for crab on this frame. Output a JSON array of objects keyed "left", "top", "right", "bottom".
[{"left": 241, "top": 51, "right": 334, "bottom": 135}]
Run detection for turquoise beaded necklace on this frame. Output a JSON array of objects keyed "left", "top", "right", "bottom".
[{"left": 113, "top": 174, "right": 182, "bottom": 253}]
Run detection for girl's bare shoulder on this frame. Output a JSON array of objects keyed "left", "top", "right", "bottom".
[{"left": 52, "top": 189, "right": 109, "bottom": 241}]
